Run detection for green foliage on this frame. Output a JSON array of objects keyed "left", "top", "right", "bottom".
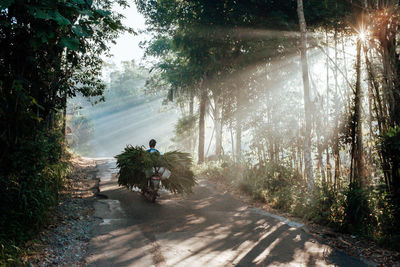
[
  {"left": 0, "top": 0, "right": 130, "bottom": 262},
  {"left": 380, "top": 126, "right": 400, "bottom": 197},
  {"left": 116, "top": 145, "right": 154, "bottom": 190},
  {"left": 162, "top": 151, "right": 197, "bottom": 194},
  {"left": 0, "top": 239, "right": 24, "bottom": 266},
  {"left": 0, "top": 133, "right": 69, "bottom": 266},
  {"left": 367, "top": 188, "right": 399, "bottom": 249},
  {"left": 200, "top": 159, "right": 400, "bottom": 250},
  {"left": 116, "top": 146, "right": 196, "bottom": 194},
  {"left": 105, "top": 61, "right": 148, "bottom": 100},
  {"left": 0, "top": 130, "right": 68, "bottom": 242},
  {"left": 340, "top": 183, "right": 373, "bottom": 234},
  {"left": 171, "top": 114, "right": 198, "bottom": 152},
  {"left": 0, "top": 0, "right": 130, "bottom": 170}
]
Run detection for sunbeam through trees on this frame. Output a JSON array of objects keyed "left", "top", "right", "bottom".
[{"left": 1, "top": 0, "right": 400, "bottom": 265}]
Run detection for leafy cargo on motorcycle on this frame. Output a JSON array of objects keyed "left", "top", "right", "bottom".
[{"left": 115, "top": 145, "right": 196, "bottom": 195}]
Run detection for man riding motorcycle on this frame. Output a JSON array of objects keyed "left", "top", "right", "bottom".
[
  {"left": 145, "top": 139, "right": 162, "bottom": 201},
  {"left": 147, "top": 139, "right": 161, "bottom": 154}
]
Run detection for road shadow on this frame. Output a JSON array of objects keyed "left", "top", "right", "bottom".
[{"left": 87, "top": 160, "right": 367, "bottom": 267}]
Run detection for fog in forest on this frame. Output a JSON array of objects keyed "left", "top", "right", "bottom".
[
  {"left": 67, "top": 41, "right": 357, "bottom": 162},
  {"left": 4, "top": 1, "right": 400, "bottom": 261}
]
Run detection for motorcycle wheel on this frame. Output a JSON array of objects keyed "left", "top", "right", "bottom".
[{"left": 151, "top": 192, "right": 157, "bottom": 203}]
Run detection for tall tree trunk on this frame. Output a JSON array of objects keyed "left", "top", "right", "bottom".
[
  {"left": 189, "top": 90, "right": 194, "bottom": 116},
  {"left": 214, "top": 96, "right": 222, "bottom": 156},
  {"left": 377, "top": 12, "right": 400, "bottom": 202},
  {"left": 351, "top": 40, "right": 365, "bottom": 185},
  {"left": 189, "top": 90, "right": 195, "bottom": 153},
  {"left": 333, "top": 26, "right": 341, "bottom": 189},
  {"left": 198, "top": 78, "right": 207, "bottom": 164},
  {"left": 325, "top": 28, "right": 331, "bottom": 185},
  {"left": 235, "top": 82, "right": 243, "bottom": 163},
  {"left": 230, "top": 121, "right": 235, "bottom": 161},
  {"left": 236, "top": 123, "right": 242, "bottom": 162},
  {"left": 365, "top": 46, "right": 392, "bottom": 190},
  {"left": 267, "top": 90, "right": 274, "bottom": 163},
  {"left": 297, "top": 0, "right": 314, "bottom": 189},
  {"left": 62, "top": 92, "right": 67, "bottom": 138},
  {"left": 317, "top": 135, "right": 326, "bottom": 185}
]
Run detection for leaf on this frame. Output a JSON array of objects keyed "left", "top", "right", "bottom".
[
  {"left": 0, "top": 0, "right": 13, "bottom": 10},
  {"left": 30, "top": 97, "right": 45, "bottom": 110},
  {"left": 72, "top": 25, "right": 91, "bottom": 37},
  {"left": 60, "top": 37, "right": 80, "bottom": 51},
  {"left": 53, "top": 11, "right": 71, "bottom": 26},
  {"left": 29, "top": 7, "right": 52, "bottom": 20},
  {"left": 95, "top": 9, "right": 111, "bottom": 17},
  {"left": 71, "top": 0, "right": 86, "bottom": 4},
  {"left": 78, "top": 9, "right": 94, "bottom": 17},
  {"left": 29, "top": 7, "right": 70, "bottom": 26}
]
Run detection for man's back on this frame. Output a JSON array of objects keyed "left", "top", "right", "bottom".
[{"left": 147, "top": 148, "right": 160, "bottom": 154}]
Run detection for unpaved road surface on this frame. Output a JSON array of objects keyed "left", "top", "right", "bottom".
[{"left": 85, "top": 160, "right": 368, "bottom": 267}]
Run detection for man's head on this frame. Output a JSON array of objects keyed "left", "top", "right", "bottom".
[{"left": 149, "top": 139, "right": 157, "bottom": 148}]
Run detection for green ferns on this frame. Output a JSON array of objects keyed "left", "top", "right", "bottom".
[{"left": 115, "top": 146, "right": 196, "bottom": 194}]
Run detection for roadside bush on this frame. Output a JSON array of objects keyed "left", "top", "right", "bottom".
[
  {"left": 0, "top": 129, "right": 69, "bottom": 246},
  {"left": 340, "top": 183, "right": 374, "bottom": 234},
  {"left": 196, "top": 159, "right": 244, "bottom": 186},
  {"left": 200, "top": 159, "right": 400, "bottom": 251},
  {"left": 368, "top": 187, "right": 400, "bottom": 250},
  {"left": 308, "top": 187, "right": 333, "bottom": 223}
]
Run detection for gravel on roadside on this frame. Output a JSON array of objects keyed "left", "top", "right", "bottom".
[{"left": 24, "top": 156, "right": 101, "bottom": 267}]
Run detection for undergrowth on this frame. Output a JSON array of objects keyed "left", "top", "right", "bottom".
[
  {"left": 198, "top": 159, "right": 400, "bottom": 251},
  {"left": 0, "top": 130, "right": 71, "bottom": 266}
]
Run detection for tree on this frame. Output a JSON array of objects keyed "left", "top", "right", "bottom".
[
  {"left": 297, "top": 0, "right": 314, "bottom": 189},
  {"left": 0, "top": 0, "right": 130, "bottom": 241}
]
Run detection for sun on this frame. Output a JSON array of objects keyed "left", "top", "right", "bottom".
[
  {"left": 359, "top": 30, "right": 367, "bottom": 42},
  {"left": 357, "top": 24, "right": 369, "bottom": 43}
]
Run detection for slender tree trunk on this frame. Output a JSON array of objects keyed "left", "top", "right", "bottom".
[
  {"left": 351, "top": 40, "right": 365, "bottom": 185},
  {"left": 236, "top": 123, "right": 242, "bottom": 162},
  {"left": 297, "top": 0, "right": 314, "bottom": 189},
  {"left": 230, "top": 121, "right": 235, "bottom": 161},
  {"left": 317, "top": 138, "right": 326, "bottom": 185},
  {"left": 215, "top": 96, "right": 222, "bottom": 156},
  {"left": 333, "top": 26, "right": 340, "bottom": 189},
  {"left": 269, "top": 141, "right": 275, "bottom": 163},
  {"left": 189, "top": 91, "right": 194, "bottom": 116},
  {"left": 189, "top": 91, "right": 195, "bottom": 153},
  {"left": 198, "top": 78, "right": 207, "bottom": 164},
  {"left": 235, "top": 82, "right": 243, "bottom": 163},
  {"left": 62, "top": 92, "right": 67, "bottom": 138},
  {"left": 365, "top": 46, "right": 392, "bottom": 190},
  {"left": 316, "top": 104, "right": 326, "bottom": 184},
  {"left": 324, "top": 28, "right": 332, "bottom": 184}
]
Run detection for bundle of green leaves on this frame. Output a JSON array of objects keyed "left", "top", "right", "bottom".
[{"left": 115, "top": 145, "right": 196, "bottom": 194}]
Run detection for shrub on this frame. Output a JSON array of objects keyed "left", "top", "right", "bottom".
[
  {"left": 0, "top": 128, "right": 69, "bottom": 266},
  {"left": 0, "top": 130, "right": 68, "bottom": 242},
  {"left": 340, "top": 183, "right": 374, "bottom": 234},
  {"left": 200, "top": 158, "right": 400, "bottom": 251}
]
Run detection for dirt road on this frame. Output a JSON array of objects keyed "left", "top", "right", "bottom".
[{"left": 85, "top": 160, "right": 368, "bottom": 267}]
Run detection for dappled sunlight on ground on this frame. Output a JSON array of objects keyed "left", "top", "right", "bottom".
[{"left": 86, "top": 160, "right": 366, "bottom": 267}]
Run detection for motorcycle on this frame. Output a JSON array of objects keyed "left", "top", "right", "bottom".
[{"left": 142, "top": 167, "right": 170, "bottom": 203}]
